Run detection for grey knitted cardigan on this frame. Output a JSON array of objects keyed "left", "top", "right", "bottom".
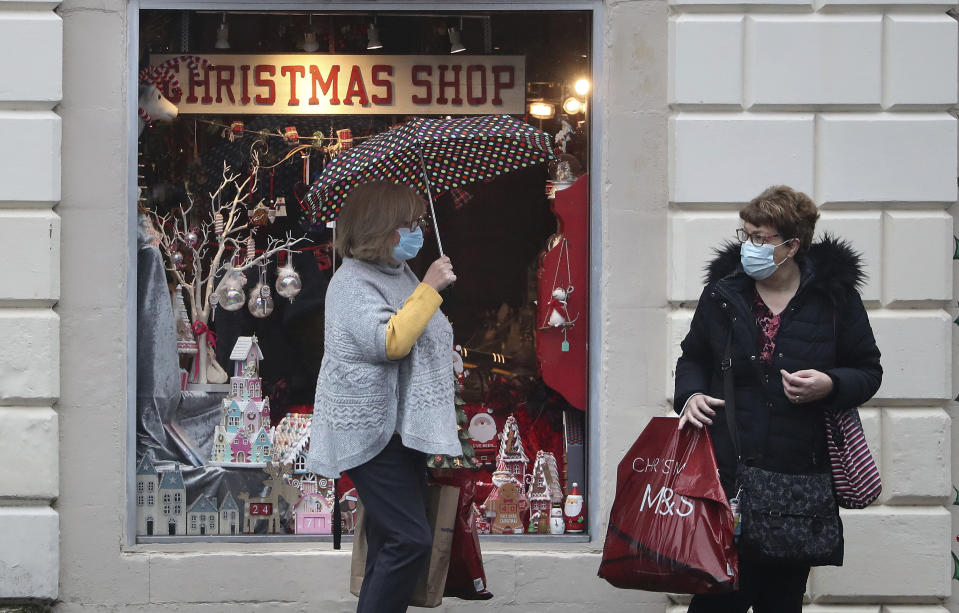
[{"left": 306, "top": 257, "right": 461, "bottom": 477}]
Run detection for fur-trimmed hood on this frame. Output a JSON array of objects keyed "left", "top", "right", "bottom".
[{"left": 705, "top": 233, "right": 866, "bottom": 304}]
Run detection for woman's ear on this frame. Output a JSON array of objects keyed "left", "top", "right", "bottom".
[
  {"left": 788, "top": 238, "right": 801, "bottom": 257},
  {"left": 391, "top": 230, "right": 401, "bottom": 246}
]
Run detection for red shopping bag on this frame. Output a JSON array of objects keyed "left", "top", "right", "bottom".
[
  {"left": 598, "top": 417, "right": 738, "bottom": 594},
  {"left": 430, "top": 470, "right": 494, "bottom": 600}
]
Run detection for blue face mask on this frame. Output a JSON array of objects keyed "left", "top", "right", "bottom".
[
  {"left": 740, "top": 239, "right": 791, "bottom": 280},
  {"left": 392, "top": 227, "right": 424, "bottom": 262}
]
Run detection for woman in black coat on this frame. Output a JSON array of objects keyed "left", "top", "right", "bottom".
[{"left": 674, "top": 185, "right": 882, "bottom": 613}]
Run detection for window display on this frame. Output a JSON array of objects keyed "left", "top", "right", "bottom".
[{"left": 135, "top": 8, "right": 592, "bottom": 542}]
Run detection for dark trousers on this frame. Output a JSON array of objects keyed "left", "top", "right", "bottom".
[
  {"left": 688, "top": 558, "right": 810, "bottom": 613},
  {"left": 348, "top": 435, "right": 432, "bottom": 613}
]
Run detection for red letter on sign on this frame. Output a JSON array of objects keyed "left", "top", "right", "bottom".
[
  {"left": 491, "top": 66, "right": 515, "bottom": 106},
  {"left": 411, "top": 65, "right": 432, "bottom": 105},
  {"left": 254, "top": 65, "right": 276, "bottom": 105},
  {"left": 371, "top": 65, "right": 394, "bottom": 105},
  {"left": 436, "top": 65, "right": 463, "bottom": 105},
  {"left": 187, "top": 66, "right": 211, "bottom": 104},
  {"left": 466, "top": 65, "right": 487, "bottom": 105},
  {"left": 343, "top": 65, "right": 370, "bottom": 106},
  {"left": 239, "top": 65, "right": 252, "bottom": 104},
  {"left": 214, "top": 65, "right": 236, "bottom": 104},
  {"left": 200, "top": 65, "right": 214, "bottom": 104},
  {"left": 309, "top": 65, "right": 340, "bottom": 105},
  {"left": 281, "top": 65, "right": 306, "bottom": 105}
]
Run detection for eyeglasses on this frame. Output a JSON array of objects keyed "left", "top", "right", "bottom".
[
  {"left": 736, "top": 228, "right": 784, "bottom": 246},
  {"left": 405, "top": 214, "right": 431, "bottom": 232}
]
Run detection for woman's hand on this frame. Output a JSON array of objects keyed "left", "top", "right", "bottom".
[
  {"left": 423, "top": 256, "right": 456, "bottom": 292},
  {"left": 781, "top": 369, "right": 834, "bottom": 405},
  {"left": 678, "top": 394, "right": 725, "bottom": 430}
]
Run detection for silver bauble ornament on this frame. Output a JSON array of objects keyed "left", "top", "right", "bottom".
[
  {"left": 220, "top": 287, "right": 246, "bottom": 311},
  {"left": 184, "top": 231, "right": 199, "bottom": 248},
  {"left": 172, "top": 251, "right": 185, "bottom": 268},
  {"left": 276, "top": 266, "right": 302, "bottom": 300},
  {"left": 248, "top": 284, "right": 274, "bottom": 318}
]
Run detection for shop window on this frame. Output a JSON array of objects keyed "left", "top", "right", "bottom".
[{"left": 135, "top": 8, "right": 592, "bottom": 542}]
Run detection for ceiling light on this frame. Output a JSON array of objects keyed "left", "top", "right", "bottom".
[
  {"left": 562, "top": 96, "right": 583, "bottom": 115},
  {"left": 303, "top": 15, "right": 320, "bottom": 53},
  {"left": 449, "top": 19, "right": 466, "bottom": 54},
  {"left": 574, "top": 78, "right": 590, "bottom": 97},
  {"left": 214, "top": 13, "right": 230, "bottom": 50},
  {"left": 367, "top": 22, "right": 383, "bottom": 50},
  {"left": 528, "top": 102, "right": 555, "bottom": 119}
]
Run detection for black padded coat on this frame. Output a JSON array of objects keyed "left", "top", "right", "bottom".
[{"left": 673, "top": 236, "right": 882, "bottom": 494}]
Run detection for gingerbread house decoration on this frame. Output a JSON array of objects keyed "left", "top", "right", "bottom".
[
  {"left": 135, "top": 454, "right": 159, "bottom": 536},
  {"left": 187, "top": 494, "right": 219, "bottom": 536},
  {"left": 527, "top": 450, "right": 564, "bottom": 516},
  {"left": 219, "top": 492, "right": 240, "bottom": 535},
  {"left": 270, "top": 413, "right": 312, "bottom": 474},
  {"left": 158, "top": 464, "right": 186, "bottom": 536},
  {"left": 497, "top": 415, "right": 529, "bottom": 483},
  {"left": 210, "top": 336, "right": 272, "bottom": 467}
]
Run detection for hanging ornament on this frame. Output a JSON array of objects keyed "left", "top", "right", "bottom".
[
  {"left": 216, "top": 263, "right": 247, "bottom": 312},
  {"left": 248, "top": 265, "right": 274, "bottom": 318},
  {"left": 275, "top": 251, "right": 302, "bottom": 301},
  {"left": 230, "top": 121, "right": 244, "bottom": 141},
  {"left": 336, "top": 128, "right": 354, "bottom": 151},
  {"left": 284, "top": 126, "right": 299, "bottom": 144},
  {"left": 214, "top": 212, "right": 224, "bottom": 235},
  {"left": 246, "top": 236, "right": 256, "bottom": 263},
  {"left": 172, "top": 251, "right": 185, "bottom": 269},
  {"left": 183, "top": 230, "right": 199, "bottom": 248},
  {"left": 540, "top": 238, "right": 578, "bottom": 353},
  {"left": 250, "top": 202, "right": 270, "bottom": 226}
]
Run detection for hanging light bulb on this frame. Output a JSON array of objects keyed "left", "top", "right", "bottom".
[
  {"left": 448, "top": 19, "right": 466, "bottom": 54},
  {"left": 574, "top": 78, "right": 591, "bottom": 97},
  {"left": 367, "top": 21, "right": 383, "bottom": 50},
  {"left": 562, "top": 96, "right": 584, "bottom": 115},
  {"left": 303, "top": 14, "right": 320, "bottom": 53},
  {"left": 528, "top": 101, "right": 555, "bottom": 119},
  {"left": 215, "top": 13, "right": 231, "bottom": 50}
]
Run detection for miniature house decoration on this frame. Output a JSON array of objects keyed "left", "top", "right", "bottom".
[
  {"left": 158, "top": 464, "right": 187, "bottom": 536},
  {"left": 270, "top": 412, "right": 312, "bottom": 473},
  {"left": 187, "top": 494, "right": 219, "bottom": 536},
  {"left": 527, "top": 450, "right": 564, "bottom": 516},
  {"left": 294, "top": 490, "right": 333, "bottom": 535},
  {"left": 136, "top": 454, "right": 160, "bottom": 536},
  {"left": 209, "top": 336, "right": 273, "bottom": 467},
  {"left": 219, "top": 491, "right": 240, "bottom": 535},
  {"left": 497, "top": 415, "right": 529, "bottom": 483}
]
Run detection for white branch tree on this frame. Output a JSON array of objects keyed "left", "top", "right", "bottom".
[{"left": 149, "top": 143, "right": 309, "bottom": 384}]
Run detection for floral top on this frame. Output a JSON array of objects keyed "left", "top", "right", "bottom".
[{"left": 752, "top": 291, "right": 782, "bottom": 364}]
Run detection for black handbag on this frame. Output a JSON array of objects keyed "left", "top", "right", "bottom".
[{"left": 722, "top": 329, "right": 843, "bottom": 567}]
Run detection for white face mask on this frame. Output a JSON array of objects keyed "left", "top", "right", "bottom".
[{"left": 740, "top": 239, "right": 791, "bottom": 280}]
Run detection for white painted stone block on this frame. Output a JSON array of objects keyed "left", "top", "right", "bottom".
[
  {"left": 816, "top": 113, "right": 957, "bottom": 204},
  {"left": 869, "top": 310, "right": 950, "bottom": 400},
  {"left": 882, "top": 211, "right": 952, "bottom": 304},
  {"left": 670, "top": 114, "right": 814, "bottom": 204},
  {"left": 0, "top": 506, "right": 58, "bottom": 599},
  {"left": 0, "top": 210, "right": 59, "bottom": 302},
  {"left": 0, "top": 111, "right": 61, "bottom": 203},
  {"left": 882, "top": 409, "right": 950, "bottom": 504},
  {"left": 0, "top": 309, "right": 59, "bottom": 402},
  {"left": 0, "top": 407, "right": 57, "bottom": 499},
  {"left": 670, "top": 16, "right": 743, "bottom": 105},
  {"left": 0, "top": 12, "right": 62, "bottom": 102},
  {"left": 883, "top": 14, "right": 958, "bottom": 108},
  {"left": 809, "top": 507, "right": 950, "bottom": 599},
  {"left": 816, "top": 212, "right": 882, "bottom": 303},
  {"left": 669, "top": 0, "right": 811, "bottom": 7},
  {"left": 668, "top": 212, "right": 740, "bottom": 301},
  {"left": 883, "top": 607, "right": 950, "bottom": 613},
  {"left": 746, "top": 16, "right": 882, "bottom": 106},
  {"left": 667, "top": 310, "right": 696, "bottom": 401}
]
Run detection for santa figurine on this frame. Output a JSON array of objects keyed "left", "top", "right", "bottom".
[{"left": 564, "top": 482, "right": 585, "bottom": 533}]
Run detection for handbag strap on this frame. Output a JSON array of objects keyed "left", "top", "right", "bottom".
[{"left": 721, "top": 325, "right": 742, "bottom": 462}]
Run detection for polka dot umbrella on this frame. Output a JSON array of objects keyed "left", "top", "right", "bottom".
[{"left": 304, "top": 115, "right": 556, "bottom": 256}]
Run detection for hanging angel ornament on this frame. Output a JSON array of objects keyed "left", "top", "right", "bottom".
[{"left": 540, "top": 238, "right": 579, "bottom": 352}]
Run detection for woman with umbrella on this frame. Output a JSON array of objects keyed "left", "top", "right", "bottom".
[{"left": 305, "top": 180, "right": 461, "bottom": 613}]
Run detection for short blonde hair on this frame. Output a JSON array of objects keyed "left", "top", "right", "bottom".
[
  {"left": 740, "top": 185, "right": 820, "bottom": 249},
  {"left": 335, "top": 181, "right": 427, "bottom": 263}
]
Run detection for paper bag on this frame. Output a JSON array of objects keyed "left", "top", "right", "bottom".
[{"left": 350, "top": 483, "right": 460, "bottom": 608}]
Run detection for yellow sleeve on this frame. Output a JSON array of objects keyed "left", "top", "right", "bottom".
[{"left": 385, "top": 283, "right": 444, "bottom": 360}]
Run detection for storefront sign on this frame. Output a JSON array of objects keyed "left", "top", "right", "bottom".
[{"left": 151, "top": 54, "right": 526, "bottom": 115}]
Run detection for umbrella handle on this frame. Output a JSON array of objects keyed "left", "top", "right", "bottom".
[{"left": 416, "top": 149, "right": 444, "bottom": 258}]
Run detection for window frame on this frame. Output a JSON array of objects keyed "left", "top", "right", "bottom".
[{"left": 126, "top": 0, "right": 604, "bottom": 546}]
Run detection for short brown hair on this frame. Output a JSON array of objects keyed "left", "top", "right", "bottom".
[
  {"left": 740, "top": 185, "right": 820, "bottom": 249},
  {"left": 335, "top": 181, "right": 427, "bottom": 263}
]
